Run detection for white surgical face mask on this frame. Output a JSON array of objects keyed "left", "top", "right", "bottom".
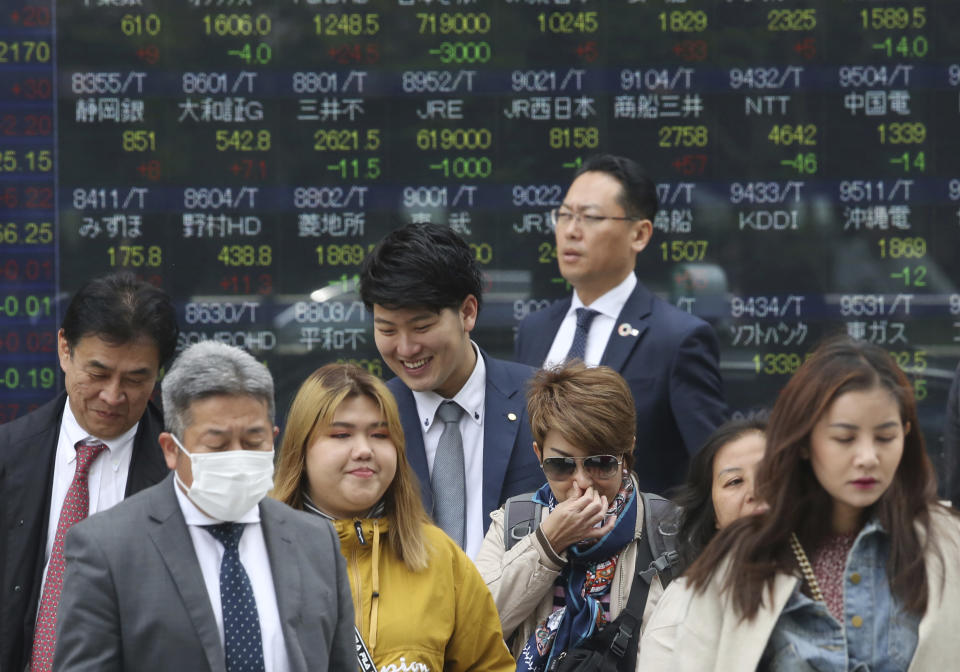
[{"left": 171, "top": 434, "right": 275, "bottom": 522}]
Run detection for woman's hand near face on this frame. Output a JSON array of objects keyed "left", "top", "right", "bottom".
[{"left": 539, "top": 482, "right": 616, "bottom": 552}]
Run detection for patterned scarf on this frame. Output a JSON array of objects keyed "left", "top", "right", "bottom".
[{"left": 516, "top": 476, "right": 637, "bottom": 672}]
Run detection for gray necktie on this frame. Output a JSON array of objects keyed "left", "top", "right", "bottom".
[
  {"left": 431, "top": 401, "right": 466, "bottom": 548},
  {"left": 565, "top": 307, "right": 599, "bottom": 362}
]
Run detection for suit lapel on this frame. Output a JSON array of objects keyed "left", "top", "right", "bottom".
[
  {"left": 261, "top": 501, "right": 307, "bottom": 672},
  {"left": 480, "top": 352, "right": 526, "bottom": 522},
  {"left": 600, "top": 283, "right": 653, "bottom": 373},
  {"left": 146, "top": 477, "right": 226, "bottom": 672},
  {"left": 530, "top": 299, "right": 570, "bottom": 366},
  {"left": 391, "top": 381, "right": 434, "bottom": 514}
]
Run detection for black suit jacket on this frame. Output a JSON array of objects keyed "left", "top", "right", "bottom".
[
  {"left": 515, "top": 281, "right": 728, "bottom": 493},
  {"left": 387, "top": 349, "right": 544, "bottom": 535},
  {"left": 0, "top": 392, "right": 167, "bottom": 672}
]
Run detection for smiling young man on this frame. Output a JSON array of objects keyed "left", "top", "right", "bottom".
[
  {"left": 0, "top": 272, "right": 178, "bottom": 672},
  {"left": 515, "top": 154, "right": 728, "bottom": 493},
  {"left": 359, "top": 223, "right": 543, "bottom": 558}
]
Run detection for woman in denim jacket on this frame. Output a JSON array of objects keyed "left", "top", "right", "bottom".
[{"left": 639, "top": 336, "right": 960, "bottom": 671}]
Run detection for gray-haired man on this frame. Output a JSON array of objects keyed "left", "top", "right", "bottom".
[{"left": 53, "top": 341, "right": 355, "bottom": 672}]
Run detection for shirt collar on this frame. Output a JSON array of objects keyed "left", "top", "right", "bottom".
[
  {"left": 172, "top": 476, "right": 261, "bottom": 526},
  {"left": 61, "top": 397, "right": 139, "bottom": 458},
  {"left": 571, "top": 272, "right": 637, "bottom": 319},
  {"left": 411, "top": 340, "right": 486, "bottom": 431}
]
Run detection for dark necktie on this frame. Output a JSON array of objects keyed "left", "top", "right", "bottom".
[
  {"left": 431, "top": 401, "right": 466, "bottom": 548},
  {"left": 30, "top": 440, "right": 107, "bottom": 672},
  {"left": 565, "top": 307, "right": 599, "bottom": 362},
  {"left": 204, "top": 523, "right": 265, "bottom": 672}
]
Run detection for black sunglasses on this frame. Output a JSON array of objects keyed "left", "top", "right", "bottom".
[{"left": 540, "top": 454, "right": 622, "bottom": 480}]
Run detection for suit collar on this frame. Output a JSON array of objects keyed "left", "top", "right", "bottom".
[
  {"left": 260, "top": 499, "right": 308, "bottom": 672},
  {"left": 528, "top": 299, "right": 571, "bottom": 367},
  {"left": 600, "top": 281, "right": 653, "bottom": 372},
  {"left": 479, "top": 352, "right": 527, "bottom": 524},
  {"left": 391, "top": 348, "right": 527, "bottom": 527},
  {"left": 147, "top": 475, "right": 226, "bottom": 672}
]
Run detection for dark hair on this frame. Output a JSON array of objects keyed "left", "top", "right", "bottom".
[
  {"left": 672, "top": 416, "right": 768, "bottom": 570},
  {"left": 359, "top": 223, "right": 483, "bottom": 313},
  {"left": 61, "top": 272, "right": 179, "bottom": 366},
  {"left": 685, "top": 336, "right": 947, "bottom": 619},
  {"left": 526, "top": 362, "right": 636, "bottom": 470},
  {"left": 575, "top": 154, "right": 658, "bottom": 221}
]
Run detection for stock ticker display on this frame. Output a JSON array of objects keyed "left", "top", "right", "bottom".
[{"left": 1, "top": 0, "right": 960, "bottom": 469}]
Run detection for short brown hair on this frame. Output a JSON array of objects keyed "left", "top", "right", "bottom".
[{"left": 526, "top": 362, "right": 636, "bottom": 470}]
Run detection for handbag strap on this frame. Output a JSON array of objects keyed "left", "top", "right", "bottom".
[{"left": 355, "top": 626, "right": 377, "bottom": 672}]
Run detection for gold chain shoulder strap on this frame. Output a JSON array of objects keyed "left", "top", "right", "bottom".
[{"left": 789, "top": 532, "right": 824, "bottom": 603}]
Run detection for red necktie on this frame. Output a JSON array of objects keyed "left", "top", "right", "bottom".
[{"left": 30, "top": 440, "right": 107, "bottom": 672}]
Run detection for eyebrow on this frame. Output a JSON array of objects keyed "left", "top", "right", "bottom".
[
  {"left": 200, "top": 427, "right": 268, "bottom": 439},
  {"left": 330, "top": 421, "right": 388, "bottom": 430},
  {"left": 87, "top": 359, "right": 153, "bottom": 377},
  {"left": 716, "top": 466, "right": 744, "bottom": 478},
  {"left": 828, "top": 421, "right": 900, "bottom": 430},
  {"left": 372, "top": 312, "right": 436, "bottom": 326}
]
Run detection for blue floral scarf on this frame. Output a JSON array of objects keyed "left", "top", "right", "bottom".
[{"left": 516, "top": 476, "right": 637, "bottom": 672}]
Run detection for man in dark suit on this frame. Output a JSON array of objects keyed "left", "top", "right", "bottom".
[
  {"left": 0, "top": 272, "right": 178, "bottom": 672},
  {"left": 515, "top": 155, "right": 727, "bottom": 493},
  {"left": 53, "top": 340, "right": 354, "bottom": 672},
  {"left": 359, "top": 223, "right": 543, "bottom": 559}
]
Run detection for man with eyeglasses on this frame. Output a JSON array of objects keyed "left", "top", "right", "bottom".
[{"left": 514, "top": 154, "right": 727, "bottom": 493}]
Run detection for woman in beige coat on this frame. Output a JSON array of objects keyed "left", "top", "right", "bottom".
[
  {"left": 476, "top": 363, "right": 670, "bottom": 671},
  {"left": 640, "top": 337, "right": 960, "bottom": 671}
]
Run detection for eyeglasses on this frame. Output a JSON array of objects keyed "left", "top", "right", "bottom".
[
  {"left": 550, "top": 208, "right": 638, "bottom": 229},
  {"left": 540, "top": 454, "right": 622, "bottom": 480}
]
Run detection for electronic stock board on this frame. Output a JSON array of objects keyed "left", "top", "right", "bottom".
[{"left": 2, "top": 0, "right": 959, "bottom": 489}]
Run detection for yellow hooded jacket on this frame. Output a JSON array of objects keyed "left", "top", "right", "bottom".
[{"left": 333, "top": 517, "right": 515, "bottom": 672}]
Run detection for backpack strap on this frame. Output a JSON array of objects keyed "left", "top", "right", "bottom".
[
  {"left": 638, "top": 491, "right": 681, "bottom": 589},
  {"left": 503, "top": 492, "right": 543, "bottom": 551},
  {"left": 592, "top": 492, "right": 680, "bottom": 671}
]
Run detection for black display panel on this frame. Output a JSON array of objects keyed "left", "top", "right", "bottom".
[{"left": 2, "top": 0, "right": 959, "bottom": 489}]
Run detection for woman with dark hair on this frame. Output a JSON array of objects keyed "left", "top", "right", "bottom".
[
  {"left": 671, "top": 416, "right": 768, "bottom": 571},
  {"left": 273, "top": 364, "right": 514, "bottom": 672},
  {"left": 640, "top": 337, "right": 960, "bottom": 670}
]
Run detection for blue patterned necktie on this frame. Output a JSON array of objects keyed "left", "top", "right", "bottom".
[
  {"left": 431, "top": 401, "right": 466, "bottom": 548},
  {"left": 204, "top": 523, "right": 265, "bottom": 672},
  {"left": 565, "top": 308, "right": 599, "bottom": 362}
]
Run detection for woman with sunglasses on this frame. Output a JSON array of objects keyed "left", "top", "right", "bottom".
[
  {"left": 273, "top": 364, "right": 515, "bottom": 672},
  {"left": 639, "top": 337, "right": 960, "bottom": 670},
  {"left": 476, "top": 362, "right": 671, "bottom": 671}
]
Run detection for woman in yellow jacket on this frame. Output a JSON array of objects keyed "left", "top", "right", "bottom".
[{"left": 273, "top": 363, "right": 514, "bottom": 672}]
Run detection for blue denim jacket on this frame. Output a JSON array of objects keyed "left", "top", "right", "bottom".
[{"left": 761, "top": 519, "right": 920, "bottom": 672}]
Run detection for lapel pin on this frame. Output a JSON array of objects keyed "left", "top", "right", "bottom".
[
  {"left": 618, "top": 322, "right": 639, "bottom": 337},
  {"left": 507, "top": 412, "right": 518, "bottom": 422}
]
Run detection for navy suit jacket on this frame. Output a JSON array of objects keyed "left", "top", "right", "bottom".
[
  {"left": 515, "top": 281, "right": 727, "bottom": 494},
  {"left": 387, "top": 349, "right": 543, "bottom": 534},
  {"left": 0, "top": 393, "right": 168, "bottom": 672}
]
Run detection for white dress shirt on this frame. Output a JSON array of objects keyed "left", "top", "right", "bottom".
[
  {"left": 42, "top": 402, "right": 136, "bottom": 581},
  {"left": 411, "top": 340, "right": 486, "bottom": 559},
  {"left": 543, "top": 273, "right": 638, "bottom": 369},
  {"left": 174, "top": 480, "right": 290, "bottom": 672}
]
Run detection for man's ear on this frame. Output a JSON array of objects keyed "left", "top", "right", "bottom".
[
  {"left": 460, "top": 294, "right": 479, "bottom": 333},
  {"left": 631, "top": 219, "right": 653, "bottom": 254},
  {"left": 158, "top": 432, "right": 179, "bottom": 470},
  {"left": 533, "top": 441, "right": 542, "bottom": 464}
]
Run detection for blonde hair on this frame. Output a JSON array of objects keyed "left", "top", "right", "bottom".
[{"left": 273, "top": 364, "right": 430, "bottom": 571}]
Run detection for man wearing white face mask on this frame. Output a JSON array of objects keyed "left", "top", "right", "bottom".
[{"left": 52, "top": 341, "right": 355, "bottom": 672}]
